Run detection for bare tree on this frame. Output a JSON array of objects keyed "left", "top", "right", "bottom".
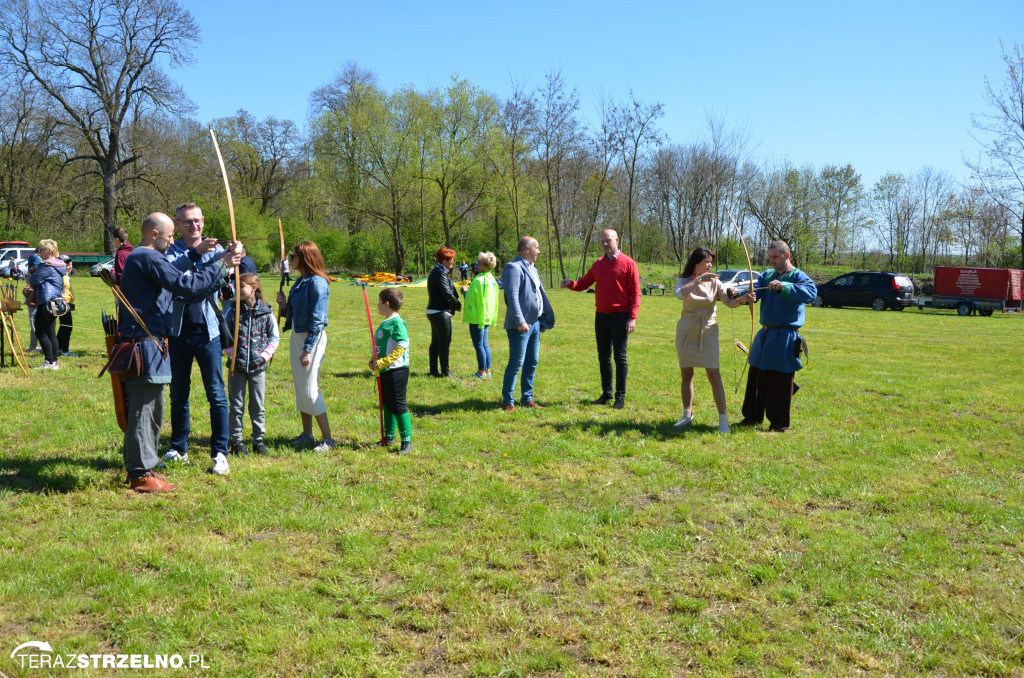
[
  {"left": 945, "top": 186, "right": 984, "bottom": 265},
  {"left": 648, "top": 144, "right": 713, "bottom": 271},
  {"left": 211, "top": 109, "right": 303, "bottom": 215},
  {"left": 870, "top": 172, "right": 917, "bottom": 272},
  {"left": 487, "top": 78, "right": 535, "bottom": 245},
  {"left": 535, "top": 68, "right": 582, "bottom": 282},
  {"left": 614, "top": 91, "right": 663, "bottom": 259},
  {"left": 1, "top": 0, "right": 200, "bottom": 253},
  {"left": 117, "top": 114, "right": 209, "bottom": 221},
  {"left": 744, "top": 160, "right": 818, "bottom": 252},
  {"left": 911, "top": 166, "right": 954, "bottom": 268},
  {"left": 0, "top": 77, "right": 66, "bottom": 234},
  {"left": 576, "top": 94, "right": 620, "bottom": 276},
  {"left": 967, "top": 40, "right": 1024, "bottom": 268}
]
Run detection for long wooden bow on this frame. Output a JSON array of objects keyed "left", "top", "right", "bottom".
[
  {"left": 209, "top": 128, "right": 241, "bottom": 376},
  {"left": 726, "top": 207, "right": 755, "bottom": 394},
  {"left": 278, "top": 218, "right": 286, "bottom": 311}
]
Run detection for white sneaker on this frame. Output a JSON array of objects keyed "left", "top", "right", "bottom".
[
  {"left": 163, "top": 449, "right": 189, "bottom": 463},
  {"left": 33, "top": 361, "right": 52, "bottom": 370},
  {"left": 673, "top": 412, "right": 693, "bottom": 428},
  {"left": 212, "top": 452, "right": 230, "bottom": 475},
  {"left": 48, "top": 362, "right": 59, "bottom": 370},
  {"left": 313, "top": 438, "right": 337, "bottom": 453},
  {"left": 719, "top": 415, "right": 731, "bottom": 434}
]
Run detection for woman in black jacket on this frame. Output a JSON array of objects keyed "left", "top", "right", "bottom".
[{"left": 426, "top": 246, "right": 461, "bottom": 377}]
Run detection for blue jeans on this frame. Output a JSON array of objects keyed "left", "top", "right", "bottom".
[
  {"left": 502, "top": 322, "right": 541, "bottom": 405},
  {"left": 168, "top": 337, "right": 229, "bottom": 458},
  {"left": 469, "top": 324, "right": 491, "bottom": 371}
]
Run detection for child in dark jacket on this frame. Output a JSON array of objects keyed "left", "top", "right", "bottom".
[{"left": 225, "top": 273, "right": 280, "bottom": 456}]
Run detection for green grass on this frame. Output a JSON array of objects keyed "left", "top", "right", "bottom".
[{"left": 2, "top": 275, "right": 1023, "bottom": 676}]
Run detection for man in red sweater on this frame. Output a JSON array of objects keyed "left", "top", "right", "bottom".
[{"left": 562, "top": 229, "right": 641, "bottom": 409}]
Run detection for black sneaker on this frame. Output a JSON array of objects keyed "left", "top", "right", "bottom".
[
  {"left": 592, "top": 395, "right": 612, "bottom": 405},
  {"left": 396, "top": 441, "right": 412, "bottom": 455},
  {"left": 380, "top": 438, "right": 395, "bottom": 448},
  {"left": 253, "top": 439, "right": 268, "bottom": 455},
  {"left": 230, "top": 439, "right": 250, "bottom": 456},
  {"left": 613, "top": 396, "right": 625, "bottom": 409}
]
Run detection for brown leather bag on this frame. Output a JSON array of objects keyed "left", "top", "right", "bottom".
[{"left": 97, "top": 341, "right": 143, "bottom": 379}]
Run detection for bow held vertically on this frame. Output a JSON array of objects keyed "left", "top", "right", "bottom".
[{"left": 209, "top": 128, "right": 241, "bottom": 376}]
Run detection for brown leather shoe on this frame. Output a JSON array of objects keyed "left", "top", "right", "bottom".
[
  {"left": 500, "top": 403, "right": 515, "bottom": 412},
  {"left": 130, "top": 473, "right": 178, "bottom": 493},
  {"left": 520, "top": 401, "right": 545, "bottom": 409}
]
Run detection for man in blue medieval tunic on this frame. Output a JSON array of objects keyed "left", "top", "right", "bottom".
[{"left": 739, "top": 240, "right": 817, "bottom": 432}]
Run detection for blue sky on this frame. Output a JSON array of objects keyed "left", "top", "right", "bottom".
[{"left": 173, "top": 0, "right": 1020, "bottom": 190}]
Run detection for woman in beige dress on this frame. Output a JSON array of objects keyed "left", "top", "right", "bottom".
[{"left": 674, "top": 247, "right": 755, "bottom": 432}]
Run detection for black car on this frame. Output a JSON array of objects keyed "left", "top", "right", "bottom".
[{"left": 812, "top": 271, "right": 915, "bottom": 311}]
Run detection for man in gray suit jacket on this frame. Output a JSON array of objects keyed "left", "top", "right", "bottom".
[{"left": 501, "top": 237, "right": 555, "bottom": 411}]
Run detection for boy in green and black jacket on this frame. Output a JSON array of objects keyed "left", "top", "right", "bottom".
[{"left": 368, "top": 288, "right": 412, "bottom": 454}]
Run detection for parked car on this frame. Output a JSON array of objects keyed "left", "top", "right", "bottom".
[
  {"left": 89, "top": 258, "right": 115, "bottom": 277},
  {"left": 717, "top": 269, "right": 763, "bottom": 296},
  {"left": 0, "top": 244, "right": 35, "bottom": 268},
  {"left": 812, "top": 271, "right": 915, "bottom": 311},
  {"left": 0, "top": 257, "right": 30, "bottom": 279}
]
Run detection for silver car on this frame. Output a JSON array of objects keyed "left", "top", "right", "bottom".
[
  {"left": 89, "top": 259, "right": 115, "bottom": 277},
  {"left": 716, "top": 269, "right": 763, "bottom": 296}
]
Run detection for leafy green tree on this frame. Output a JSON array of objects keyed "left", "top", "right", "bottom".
[
  {"left": 817, "top": 163, "right": 863, "bottom": 265},
  {"left": 308, "top": 62, "right": 379, "bottom": 233},
  {"left": 423, "top": 76, "right": 498, "bottom": 248},
  {"left": 353, "top": 85, "right": 424, "bottom": 272}
]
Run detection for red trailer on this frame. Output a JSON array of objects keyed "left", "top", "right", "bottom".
[{"left": 919, "top": 266, "right": 1023, "bottom": 316}]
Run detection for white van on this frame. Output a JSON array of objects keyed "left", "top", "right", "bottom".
[{"left": 0, "top": 243, "right": 36, "bottom": 278}]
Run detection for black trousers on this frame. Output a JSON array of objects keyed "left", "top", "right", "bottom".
[
  {"left": 379, "top": 366, "right": 409, "bottom": 415},
  {"left": 595, "top": 312, "right": 630, "bottom": 398},
  {"left": 427, "top": 312, "right": 452, "bottom": 376},
  {"left": 57, "top": 304, "right": 74, "bottom": 353},
  {"left": 741, "top": 366, "right": 799, "bottom": 431},
  {"left": 34, "top": 307, "right": 58, "bottom": 363}
]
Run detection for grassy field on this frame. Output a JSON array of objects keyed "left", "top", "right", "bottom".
[{"left": 1, "top": 273, "right": 1023, "bottom": 676}]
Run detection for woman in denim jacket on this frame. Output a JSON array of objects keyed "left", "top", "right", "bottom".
[{"left": 277, "top": 241, "right": 335, "bottom": 453}]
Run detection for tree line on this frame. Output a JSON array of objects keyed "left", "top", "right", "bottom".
[{"left": 2, "top": 0, "right": 1022, "bottom": 276}]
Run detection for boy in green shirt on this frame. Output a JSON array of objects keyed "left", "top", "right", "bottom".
[{"left": 368, "top": 288, "right": 412, "bottom": 454}]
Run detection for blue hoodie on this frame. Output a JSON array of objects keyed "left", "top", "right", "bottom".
[{"left": 28, "top": 258, "right": 67, "bottom": 304}]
